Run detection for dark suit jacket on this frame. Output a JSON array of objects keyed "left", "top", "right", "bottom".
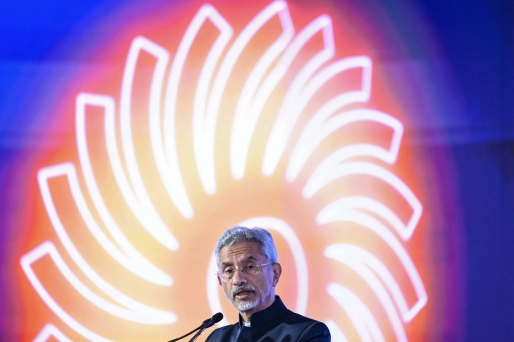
[{"left": 205, "top": 296, "right": 330, "bottom": 342}]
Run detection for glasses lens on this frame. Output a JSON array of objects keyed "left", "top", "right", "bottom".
[
  {"left": 223, "top": 268, "right": 234, "bottom": 280},
  {"left": 218, "top": 263, "right": 269, "bottom": 281},
  {"left": 246, "top": 264, "right": 259, "bottom": 275}
]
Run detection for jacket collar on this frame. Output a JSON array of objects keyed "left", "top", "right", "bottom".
[{"left": 238, "top": 295, "right": 288, "bottom": 327}]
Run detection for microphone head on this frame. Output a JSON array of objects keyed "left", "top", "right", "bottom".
[
  {"left": 204, "top": 312, "right": 224, "bottom": 328},
  {"left": 211, "top": 312, "right": 223, "bottom": 324}
]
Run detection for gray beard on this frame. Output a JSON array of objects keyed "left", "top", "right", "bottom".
[
  {"left": 225, "top": 284, "right": 261, "bottom": 312},
  {"left": 233, "top": 297, "right": 260, "bottom": 312}
]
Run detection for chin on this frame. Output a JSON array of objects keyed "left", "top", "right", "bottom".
[{"left": 235, "top": 299, "right": 260, "bottom": 312}]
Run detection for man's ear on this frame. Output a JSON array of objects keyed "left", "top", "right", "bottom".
[
  {"left": 272, "top": 263, "right": 282, "bottom": 287},
  {"left": 217, "top": 275, "right": 222, "bottom": 286}
]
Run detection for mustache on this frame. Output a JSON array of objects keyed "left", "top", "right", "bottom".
[{"left": 231, "top": 284, "right": 256, "bottom": 298}]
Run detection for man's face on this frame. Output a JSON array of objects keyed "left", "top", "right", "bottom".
[{"left": 217, "top": 242, "right": 281, "bottom": 315}]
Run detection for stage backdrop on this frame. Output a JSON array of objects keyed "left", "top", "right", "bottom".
[{"left": 1, "top": 0, "right": 512, "bottom": 341}]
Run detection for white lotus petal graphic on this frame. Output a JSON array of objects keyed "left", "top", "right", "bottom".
[
  {"left": 168, "top": 4, "right": 233, "bottom": 202},
  {"left": 33, "top": 324, "right": 72, "bottom": 342},
  {"left": 120, "top": 37, "right": 179, "bottom": 250},
  {"left": 76, "top": 93, "right": 171, "bottom": 285},
  {"left": 263, "top": 15, "right": 336, "bottom": 176},
  {"left": 328, "top": 283, "right": 386, "bottom": 342},
  {"left": 230, "top": 2, "right": 294, "bottom": 179},
  {"left": 21, "top": 1, "right": 427, "bottom": 340},
  {"left": 285, "top": 57, "right": 373, "bottom": 182}
]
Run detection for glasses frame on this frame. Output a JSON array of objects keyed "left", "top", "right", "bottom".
[{"left": 216, "top": 262, "right": 273, "bottom": 282}]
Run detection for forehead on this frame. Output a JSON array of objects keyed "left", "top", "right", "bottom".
[{"left": 218, "top": 242, "right": 264, "bottom": 264}]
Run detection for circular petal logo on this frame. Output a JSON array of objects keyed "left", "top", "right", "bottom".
[{"left": 18, "top": 1, "right": 432, "bottom": 341}]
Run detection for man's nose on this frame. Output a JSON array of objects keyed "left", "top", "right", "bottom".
[{"left": 231, "top": 268, "right": 247, "bottom": 285}]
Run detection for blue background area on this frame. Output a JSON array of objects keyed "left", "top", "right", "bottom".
[{"left": 1, "top": 0, "right": 513, "bottom": 340}]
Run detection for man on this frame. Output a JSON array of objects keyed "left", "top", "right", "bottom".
[{"left": 205, "top": 226, "right": 331, "bottom": 341}]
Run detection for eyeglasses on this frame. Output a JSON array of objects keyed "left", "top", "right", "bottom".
[{"left": 216, "top": 262, "right": 272, "bottom": 282}]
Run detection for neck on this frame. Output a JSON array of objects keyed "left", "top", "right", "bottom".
[{"left": 240, "top": 310, "right": 253, "bottom": 323}]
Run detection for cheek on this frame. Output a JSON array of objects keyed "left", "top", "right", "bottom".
[
  {"left": 222, "top": 283, "right": 231, "bottom": 295},
  {"left": 255, "top": 278, "right": 270, "bottom": 294}
]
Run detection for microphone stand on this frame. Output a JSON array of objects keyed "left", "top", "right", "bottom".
[
  {"left": 168, "top": 322, "right": 207, "bottom": 342},
  {"left": 189, "top": 324, "right": 209, "bottom": 342},
  {"left": 168, "top": 313, "right": 222, "bottom": 342}
]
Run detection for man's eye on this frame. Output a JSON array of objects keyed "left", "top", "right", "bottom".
[
  {"left": 246, "top": 264, "right": 257, "bottom": 270},
  {"left": 224, "top": 268, "right": 235, "bottom": 274}
]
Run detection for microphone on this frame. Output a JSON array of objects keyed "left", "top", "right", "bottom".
[
  {"left": 189, "top": 313, "right": 223, "bottom": 342},
  {"left": 203, "top": 312, "right": 223, "bottom": 328},
  {"left": 167, "top": 312, "right": 223, "bottom": 342}
]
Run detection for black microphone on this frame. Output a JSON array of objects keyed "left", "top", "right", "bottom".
[
  {"left": 189, "top": 312, "right": 223, "bottom": 342},
  {"left": 167, "top": 312, "right": 223, "bottom": 342},
  {"left": 203, "top": 312, "right": 223, "bottom": 329}
]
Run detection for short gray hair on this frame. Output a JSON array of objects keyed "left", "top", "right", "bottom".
[{"left": 215, "top": 226, "right": 278, "bottom": 267}]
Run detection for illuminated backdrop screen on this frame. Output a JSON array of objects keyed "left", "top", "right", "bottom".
[{"left": 0, "top": 0, "right": 513, "bottom": 341}]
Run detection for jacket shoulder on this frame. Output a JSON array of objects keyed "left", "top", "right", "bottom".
[
  {"left": 284, "top": 311, "right": 331, "bottom": 341},
  {"left": 204, "top": 323, "right": 238, "bottom": 341},
  {"left": 284, "top": 310, "right": 320, "bottom": 325}
]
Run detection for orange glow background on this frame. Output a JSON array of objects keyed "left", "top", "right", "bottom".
[{"left": 12, "top": 1, "right": 445, "bottom": 340}]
